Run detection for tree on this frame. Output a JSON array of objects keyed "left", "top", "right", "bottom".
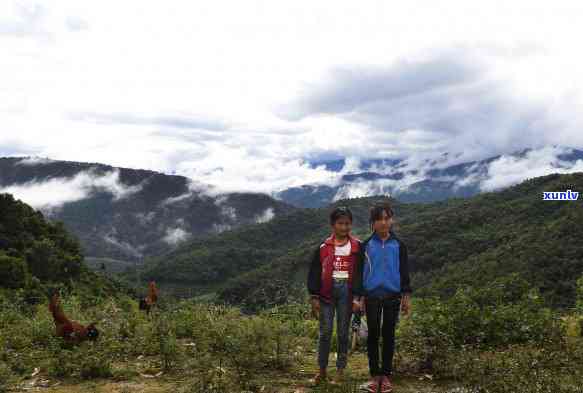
[{"left": 0, "top": 254, "right": 28, "bottom": 289}]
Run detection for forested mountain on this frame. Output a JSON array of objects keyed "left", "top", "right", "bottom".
[
  {"left": 0, "top": 157, "right": 293, "bottom": 262},
  {"left": 140, "top": 172, "right": 583, "bottom": 310},
  {"left": 0, "top": 193, "right": 123, "bottom": 300}
]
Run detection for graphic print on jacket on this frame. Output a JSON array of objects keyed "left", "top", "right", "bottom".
[{"left": 363, "top": 232, "right": 402, "bottom": 296}]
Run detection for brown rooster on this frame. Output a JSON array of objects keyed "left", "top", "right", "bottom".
[
  {"left": 139, "top": 281, "right": 159, "bottom": 314},
  {"left": 49, "top": 293, "right": 99, "bottom": 343}
]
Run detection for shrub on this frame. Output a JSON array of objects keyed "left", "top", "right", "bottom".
[
  {"left": 80, "top": 350, "right": 113, "bottom": 380},
  {"left": 0, "top": 362, "right": 13, "bottom": 393},
  {"left": 448, "top": 340, "right": 583, "bottom": 393},
  {"left": 0, "top": 255, "right": 28, "bottom": 289},
  {"left": 398, "top": 274, "right": 562, "bottom": 374},
  {"left": 48, "top": 347, "right": 77, "bottom": 378},
  {"left": 155, "top": 316, "right": 181, "bottom": 372}
]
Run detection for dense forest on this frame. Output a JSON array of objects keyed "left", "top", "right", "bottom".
[
  {"left": 0, "top": 193, "right": 127, "bottom": 303},
  {"left": 137, "top": 172, "right": 583, "bottom": 311}
]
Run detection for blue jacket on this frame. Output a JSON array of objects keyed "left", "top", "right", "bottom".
[{"left": 352, "top": 230, "right": 412, "bottom": 297}]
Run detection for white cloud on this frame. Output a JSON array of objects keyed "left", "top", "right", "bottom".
[
  {"left": 15, "top": 156, "right": 53, "bottom": 165},
  {"left": 2, "top": 1, "right": 583, "bottom": 195},
  {"left": 212, "top": 223, "right": 232, "bottom": 234},
  {"left": 0, "top": 168, "right": 143, "bottom": 209},
  {"left": 135, "top": 211, "right": 155, "bottom": 225},
  {"left": 254, "top": 207, "right": 275, "bottom": 224},
  {"left": 103, "top": 230, "right": 144, "bottom": 258},
  {"left": 332, "top": 173, "right": 426, "bottom": 201},
  {"left": 480, "top": 146, "right": 583, "bottom": 191},
  {"left": 0, "top": 1, "right": 50, "bottom": 39},
  {"left": 214, "top": 195, "right": 237, "bottom": 221},
  {"left": 159, "top": 178, "right": 214, "bottom": 206},
  {"left": 162, "top": 227, "right": 190, "bottom": 245}
]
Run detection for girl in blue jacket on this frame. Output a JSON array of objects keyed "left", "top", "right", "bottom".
[{"left": 353, "top": 202, "right": 412, "bottom": 393}]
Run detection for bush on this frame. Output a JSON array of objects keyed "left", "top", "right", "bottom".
[
  {"left": 154, "top": 316, "right": 181, "bottom": 372},
  {"left": 448, "top": 340, "right": 583, "bottom": 393},
  {"left": 28, "top": 309, "right": 54, "bottom": 346},
  {"left": 80, "top": 349, "right": 113, "bottom": 379},
  {"left": 48, "top": 347, "right": 77, "bottom": 378},
  {"left": 398, "top": 274, "right": 562, "bottom": 374},
  {"left": 0, "top": 362, "right": 13, "bottom": 393},
  {"left": 576, "top": 275, "right": 583, "bottom": 336},
  {"left": 0, "top": 255, "right": 28, "bottom": 289}
]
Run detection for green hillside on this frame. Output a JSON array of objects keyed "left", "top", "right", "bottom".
[
  {"left": 137, "top": 209, "right": 330, "bottom": 292},
  {"left": 0, "top": 193, "right": 128, "bottom": 302},
  {"left": 139, "top": 172, "right": 583, "bottom": 310},
  {"left": 2, "top": 179, "right": 583, "bottom": 393}
]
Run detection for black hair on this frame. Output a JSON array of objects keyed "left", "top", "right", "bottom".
[
  {"left": 369, "top": 202, "right": 394, "bottom": 231},
  {"left": 330, "top": 206, "right": 353, "bottom": 225}
]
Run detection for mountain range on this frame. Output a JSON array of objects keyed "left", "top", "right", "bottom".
[
  {"left": 0, "top": 157, "right": 292, "bottom": 262},
  {"left": 1, "top": 145, "right": 582, "bottom": 266},
  {"left": 277, "top": 146, "right": 583, "bottom": 207}
]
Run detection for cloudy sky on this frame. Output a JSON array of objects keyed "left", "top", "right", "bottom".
[{"left": 2, "top": 0, "right": 583, "bottom": 194}]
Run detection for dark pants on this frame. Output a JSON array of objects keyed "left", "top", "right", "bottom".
[{"left": 365, "top": 295, "right": 401, "bottom": 377}]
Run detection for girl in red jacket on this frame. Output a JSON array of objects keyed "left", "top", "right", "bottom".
[{"left": 307, "top": 206, "right": 363, "bottom": 384}]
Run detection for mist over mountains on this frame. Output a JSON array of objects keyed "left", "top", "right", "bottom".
[
  {"left": 278, "top": 146, "right": 583, "bottom": 207},
  {"left": 0, "top": 157, "right": 292, "bottom": 261},
  {"left": 1, "top": 145, "right": 582, "bottom": 263}
]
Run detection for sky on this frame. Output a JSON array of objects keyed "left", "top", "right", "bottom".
[{"left": 2, "top": 0, "right": 583, "bottom": 195}]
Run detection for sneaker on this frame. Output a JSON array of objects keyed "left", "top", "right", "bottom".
[
  {"left": 313, "top": 371, "right": 327, "bottom": 385},
  {"left": 332, "top": 368, "right": 344, "bottom": 384},
  {"left": 360, "top": 376, "right": 380, "bottom": 392},
  {"left": 380, "top": 375, "right": 393, "bottom": 393}
]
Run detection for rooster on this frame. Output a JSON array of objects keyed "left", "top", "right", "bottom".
[
  {"left": 48, "top": 293, "right": 99, "bottom": 343},
  {"left": 139, "top": 281, "right": 159, "bottom": 314}
]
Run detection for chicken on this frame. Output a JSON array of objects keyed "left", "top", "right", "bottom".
[
  {"left": 48, "top": 293, "right": 99, "bottom": 343},
  {"left": 139, "top": 281, "right": 159, "bottom": 314}
]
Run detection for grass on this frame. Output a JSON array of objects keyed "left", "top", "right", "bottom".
[
  {"left": 0, "top": 295, "right": 448, "bottom": 393},
  {"left": 19, "top": 350, "right": 446, "bottom": 393},
  {"left": 2, "top": 294, "right": 583, "bottom": 393}
]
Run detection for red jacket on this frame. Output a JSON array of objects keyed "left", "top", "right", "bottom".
[{"left": 307, "top": 233, "right": 361, "bottom": 304}]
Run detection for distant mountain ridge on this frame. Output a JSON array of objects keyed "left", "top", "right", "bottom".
[
  {"left": 0, "top": 157, "right": 293, "bottom": 262},
  {"left": 2, "top": 145, "right": 582, "bottom": 263},
  {"left": 278, "top": 146, "right": 583, "bottom": 207}
]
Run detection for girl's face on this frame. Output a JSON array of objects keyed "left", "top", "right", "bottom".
[
  {"left": 332, "top": 216, "right": 352, "bottom": 238},
  {"left": 373, "top": 210, "right": 393, "bottom": 235}
]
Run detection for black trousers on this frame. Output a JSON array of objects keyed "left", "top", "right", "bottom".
[{"left": 365, "top": 295, "right": 401, "bottom": 377}]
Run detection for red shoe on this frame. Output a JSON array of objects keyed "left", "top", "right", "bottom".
[
  {"left": 380, "top": 375, "right": 393, "bottom": 393},
  {"left": 360, "top": 376, "right": 380, "bottom": 392}
]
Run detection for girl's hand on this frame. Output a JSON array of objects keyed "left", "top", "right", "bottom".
[
  {"left": 310, "top": 298, "right": 320, "bottom": 319},
  {"left": 401, "top": 294, "right": 411, "bottom": 317}
]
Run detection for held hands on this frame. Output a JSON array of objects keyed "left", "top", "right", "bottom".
[
  {"left": 310, "top": 297, "right": 320, "bottom": 319},
  {"left": 310, "top": 296, "right": 407, "bottom": 318},
  {"left": 352, "top": 297, "right": 365, "bottom": 314},
  {"left": 400, "top": 293, "right": 412, "bottom": 317}
]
